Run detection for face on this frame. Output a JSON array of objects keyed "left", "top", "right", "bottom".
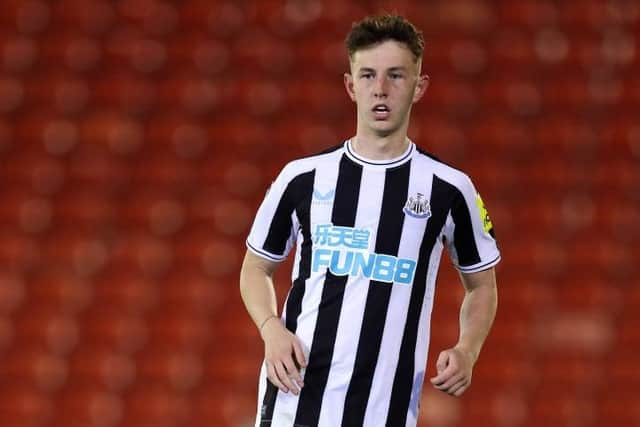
[{"left": 344, "top": 40, "right": 429, "bottom": 139}]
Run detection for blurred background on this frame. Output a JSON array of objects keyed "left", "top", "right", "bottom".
[{"left": 0, "top": 0, "right": 638, "bottom": 426}]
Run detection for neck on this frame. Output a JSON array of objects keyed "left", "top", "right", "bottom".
[{"left": 350, "top": 133, "right": 410, "bottom": 161}]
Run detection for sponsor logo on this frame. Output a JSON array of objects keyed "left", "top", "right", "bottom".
[
  {"left": 312, "top": 188, "right": 335, "bottom": 205},
  {"left": 476, "top": 193, "right": 494, "bottom": 234},
  {"left": 312, "top": 224, "right": 416, "bottom": 285},
  {"left": 403, "top": 192, "right": 431, "bottom": 219}
]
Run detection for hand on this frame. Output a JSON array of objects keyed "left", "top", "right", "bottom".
[
  {"left": 261, "top": 317, "right": 307, "bottom": 395},
  {"left": 429, "top": 347, "right": 475, "bottom": 397}
]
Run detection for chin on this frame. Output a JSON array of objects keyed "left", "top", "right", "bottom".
[{"left": 371, "top": 123, "right": 398, "bottom": 137}]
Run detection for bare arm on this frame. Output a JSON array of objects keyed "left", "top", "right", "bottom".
[
  {"left": 430, "top": 267, "right": 498, "bottom": 396},
  {"left": 240, "top": 250, "right": 307, "bottom": 395}
]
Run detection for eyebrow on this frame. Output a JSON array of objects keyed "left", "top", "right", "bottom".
[{"left": 358, "top": 66, "right": 408, "bottom": 73}]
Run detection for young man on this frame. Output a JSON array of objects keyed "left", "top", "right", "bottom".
[{"left": 240, "top": 14, "right": 500, "bottom": 427}]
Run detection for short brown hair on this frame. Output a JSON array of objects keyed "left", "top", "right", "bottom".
[{"left": 345, "top": 14, "right": 425, "bottom": 63}]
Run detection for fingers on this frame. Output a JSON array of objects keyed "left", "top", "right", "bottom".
[
  {"left": 292, "top": 340, "right": 308, "bottom": 369},
  {"left": 266, "top": 361, "right": 288, "bottom": 394},
  {"left": 450, "top": 379, "right": 470, "bottom": 397},
  {"left": 283, "top": 357, "right": 304, "bottom": 390},
  {"left": 435, "top": 351, "right": 449, "bottom": 373},
  {"left": 263, "top": 327, "right": 307, "bottom": 395},
  {"left": 430, "top": 351, "right": 451, "bottom": 384},
  {"left": 274, "top": 360, "right": 301, "bottom": 395},
  {"left": 430, "top": 349, "right": 472, "bottom": 396},
  {"left": 266, "top": 344, "right": 306, "bottom": 395},
  {"left": 432, "top": 372, "right": 464, "bottom": 391}
]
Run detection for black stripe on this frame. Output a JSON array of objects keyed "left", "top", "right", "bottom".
[
  {"left": 451, "top": 189, "right": 481, "bottom": 267},
  {"left": 285, "top": 170, "right": 315, "bottom": 333},
  {"left": 247, "top": 241, "right": 286, "bottom": 262},
  {"left": 415, "top": 146, "right": 463, "bottom": 173},
  {"left": 263, "top": 172, "right": 313, "bottom": 256},
  {"left": 386, "top": 175, "right": 458, "bottom": 425},
  {"left": 259, "top": 170, "right": 315, "bottom": 426},
  {"left": 457, "top": 254, "right": 500, "bottom": 273},
  {"left": 342, "top": 162, "right": 411, "bottom": 425},
  {"left": 295, "top": 156, "right": 362, "bottom": 426}
]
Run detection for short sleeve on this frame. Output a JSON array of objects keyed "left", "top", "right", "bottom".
[
  {"left": 441, "top": 175, "right": 501, "bottom": 273},
  {"left": 246, "top": 164, "right": 301, "bottom": 262}
]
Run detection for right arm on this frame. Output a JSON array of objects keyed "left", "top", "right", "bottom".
[{"left": 240, "top": 250, "right": 307, "bottom": 395}]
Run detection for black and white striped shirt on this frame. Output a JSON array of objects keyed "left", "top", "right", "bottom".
[{"left": 247, "top": 139, "right": 500, "bottom": 427}]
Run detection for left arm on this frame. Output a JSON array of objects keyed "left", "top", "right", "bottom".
[{"left": 430, "top": 267, "right": 498, "bottom": 396}]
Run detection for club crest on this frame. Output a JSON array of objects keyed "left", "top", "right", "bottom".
[{"left": 403, "top": 192, "right": 431, "bottom": 219}]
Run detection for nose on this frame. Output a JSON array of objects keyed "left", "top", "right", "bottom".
[{"left": 374, "top": 75, "right": 388, "bottom": 98}]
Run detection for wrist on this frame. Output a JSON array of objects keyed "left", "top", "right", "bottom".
[
  {"left": 453, "top": 343, "right": 479, "bottom": 364},
  {"left": 259, "top": 315, "right": 278, "bottom": 338}
]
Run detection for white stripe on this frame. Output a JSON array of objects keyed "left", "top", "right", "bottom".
[
  {"left": 406, "top": 239, "right": 444, "bottom": 427},
  {"left": 318, "top": 166, "right": 385, "bottom": 425},
  {"left": 363, "top": 159, "right": 433, "bottom": 426},
  {"left": 271, "top": 150, "right": 344, "bottom": 423}
]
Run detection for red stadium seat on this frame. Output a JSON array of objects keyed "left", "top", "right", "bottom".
[
  {"left": 497, "top": 1, "right": 559, "bottom": 28},
  {"left": 119, "top": 385, "right": 190, "bottom": 427},
  {"left": 66, "top": 348, "right": 136, "bottom": 392},
  {"left": 0, "top": 231, "right": 40, "bottom": 274},
  {"left": 181, "top": 1, "right": 246, "bottom": 38},
  {"left": 120, "top": 192, "right": 186, "bottom": 237},
  {"left": 92, "top": 272, "right": 157, "bottom": 314},
  {"left": 51, "top": 0, "right": 115, "bottom": 35},
  {"left": 525, "top": 386, "right": 596, "bottom": 427},
  {"left": 54, "top": 190, "right": 116, "bottom": 232},
  {"left": 188, "top": 386, "right": 257, "bottom": 427},
  {"left": 53, "top": 388, "right": 124, "bottom": 427},
  {"left": 0, "top": 152, "right": 65, "bottom": 195},
  {"left": 557, "top": 0, "right": 610, "bottom": 30},
  {"left": 0, "top": 191, "right": 53, "bottom": 234},
  {"left": 159, "top": 77, "right": 221, "bottom": 116},
  {"left": 231, "top": 30, "right": 295, "bottom": 76},
  {"left": 91, "top": 77, "right": 158, "bottom": 115},
  {"left": 27, "top": 271, "right": 92, "bottom": 314},
  {"left": 136, "top": 347, "right": 204, "bottom": 392},
  {"left": 143, "top": 116, "right": 209, "bottom": 161},
  {"left": 595, "top": 393, "right": 640, "bottom": 426},
  {"left": 109, "top": 232, "right": 173, "bottom": 278},
  {"left": 0, "top": 76, "right": 25, "bottom": 114},
  {"left": 127, "top": 151, "right": 196, "bottom": 191},
  {"left": 605, "top": 353, "right": 640, "bottom": 392},
  {"left": 174, "top": 229, "right": 242, "bottom": 279},
  {"left": 40, "top": 34, "right": 102, "bottom": 72},
  {"left": 536, "top": 353, "right": 604, "bottom": 390},
  {"left": 41, "top": 231, "right": 109, "bottom": 277},
  {"left": 159, "top": 271, "right": 226, "bottom": 315},
  {"left": 118, "top": 0, "right": 178, "bottom": 37},
  {"left": 490, "top": 28, "right": 537, "bottom": 69},
  {"left": 0, "top": 385, "right": 54, "bottom": 426},
  {"left": 145, "top": 310, "right": 211, "bottom": 351},
  {"left": 0, "top": 347, "right": 68, "bottom": 392},
  {"left": 81, "top": 308, "right": 148, "bottom": 354},
  {"left": 0, "top": 272, "right": 25, "bottom": 315},
  {"left": 1, "top": 36, "right": 38, "bottom": 73}
]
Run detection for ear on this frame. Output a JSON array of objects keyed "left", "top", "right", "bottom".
[
  {"left": 412, "top": 74, "right": 430, "bottom": 103},
  {"left": 344, "top": 72, "right": 356, "bottom": 102}
]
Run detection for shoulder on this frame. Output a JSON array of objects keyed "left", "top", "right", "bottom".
[
  {"left": 413, "top": 145, "right": 474, "bottom": 190},
  {"left": 276, "top": 143, "right": 345, "bottom": 181}
]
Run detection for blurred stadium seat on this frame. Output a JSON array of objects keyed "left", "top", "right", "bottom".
[{"left": 0, "top": 1, "right": 638, "bottom": 426}]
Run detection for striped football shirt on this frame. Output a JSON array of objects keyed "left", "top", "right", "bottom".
[{"left": 247, "top": 139, "right": 500, "bottom": 427}]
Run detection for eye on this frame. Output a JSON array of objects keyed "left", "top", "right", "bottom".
[
  {"left": 361, "top": 73, "right": 374, "bottom": 79},
  {"left": 390, "top": 73, "right": 403, "bottom": 79}
]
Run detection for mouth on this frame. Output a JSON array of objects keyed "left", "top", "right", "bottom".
[{"left": 371, "top": 104, "right": 391, "bottom": 120}]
